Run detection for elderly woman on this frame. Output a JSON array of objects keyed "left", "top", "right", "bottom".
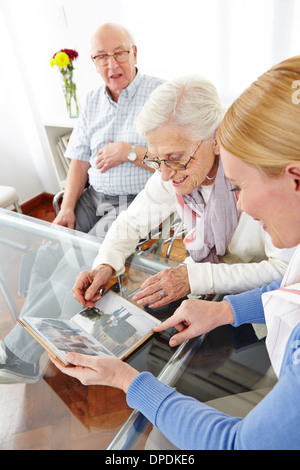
[
  {"left": 52, "top": 56, "right": 300, "bottom": 449},
  {"left": 73, "top": 75, "right": 293, "bottom": 308}
]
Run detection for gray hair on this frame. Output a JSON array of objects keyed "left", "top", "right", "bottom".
[{"left": 135, "top": 75, "right": 225, "bottom": 140}]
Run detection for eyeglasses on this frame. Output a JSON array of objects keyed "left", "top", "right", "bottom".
[
  {"left": 92, "top": 49, "right": 132, "bottom": 66},
  {"left": 142, "top": 141, "right": 203, "bottom": 171}
]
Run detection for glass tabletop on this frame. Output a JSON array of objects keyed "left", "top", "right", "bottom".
[
  {"left": 0, "top": 209, "right": 182, "bottom": 449},
  {"left": 0, "top": 209, "right": 278, "bottom": 450}
]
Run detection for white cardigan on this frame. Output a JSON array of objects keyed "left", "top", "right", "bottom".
[{"left": 93, "top": 171, "right": 295, "bottom": 295}]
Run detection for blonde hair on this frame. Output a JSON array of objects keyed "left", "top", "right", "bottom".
[{"left": 218, "top": 56, "right": 300, "bottom": 176}]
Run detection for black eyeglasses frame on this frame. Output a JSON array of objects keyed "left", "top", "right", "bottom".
[
  {"left": 92, "top": 49, "right": 132, "bottom": 66},
  {"left": 142, "top": 141, "right": 203, "bottom": 171}
]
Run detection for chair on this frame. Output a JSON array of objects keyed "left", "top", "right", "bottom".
[
  {"left": 53, "top": 190, "right": 64, "bottom": 216},
  {"left": 52, "top": 191, "right": 186, "bottom": 259},
  {"left": 135, "top": 212, "right": 186, "bottom": 259},
  {"left": 0, "top": 185, "right": 22, "bottom": 213}
]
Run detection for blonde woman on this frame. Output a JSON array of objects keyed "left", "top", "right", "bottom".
[{"left": 51, "top": 57, "right": 300, "bottom": 449}]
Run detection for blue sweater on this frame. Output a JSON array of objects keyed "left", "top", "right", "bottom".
[{"left": 127, "top": 280, "right": 300, "bottom": 449}]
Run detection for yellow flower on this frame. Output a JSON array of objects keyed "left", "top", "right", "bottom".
[
  {"left": 50, "top": 57, "right": 56, "bottom": 68},
  {"left": 54, "top": 51, "right": 70, "bottom": 68}
]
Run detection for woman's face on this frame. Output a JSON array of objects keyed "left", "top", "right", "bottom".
[
  {"left": 221, "top": 147, "right": 300, "bottom": 249},
  {"left": 146, "top": 124, "right": 219, "bottom": 196}
]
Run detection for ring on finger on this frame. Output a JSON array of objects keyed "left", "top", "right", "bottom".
[{"left": 158, "top": 289, "right": 165, "bottom": 299}]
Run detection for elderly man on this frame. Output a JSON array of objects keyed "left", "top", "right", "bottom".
[{"left": 53, "top": 23, "right": 163, "bottom": 237}]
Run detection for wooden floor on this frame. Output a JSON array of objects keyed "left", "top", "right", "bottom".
[
  {"left": 0, "top": 194, "right": 187, "bottom": 450},
  {"left": 20, "top": 192, "right": 57, "bottom": 223}
]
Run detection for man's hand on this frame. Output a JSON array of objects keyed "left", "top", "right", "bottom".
[
  {"left": 53, "top": 207, "right": 76, "bottom": 229},
  {"left": 96, "top": 142, "right": 131, "bottom": 172},
  {"left": 52, "top": 159, "right": 90, "bottom": 228},
  {"left": 72, "top": 264, "right": 115, "bottom": 307},
  {"left": 132, "top": 265, "right": 191, "bottom": 308},
  {"left": 153, "top": 299, "right": 235, "bottom": 347}
]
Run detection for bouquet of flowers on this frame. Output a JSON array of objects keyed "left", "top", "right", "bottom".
[{"left": 50, "top": 48, "right": 79, "bottom": 118}]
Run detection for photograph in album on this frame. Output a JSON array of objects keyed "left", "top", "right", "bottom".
[{"left": 18, "top": 290, "right": 161, "bottom": 366}]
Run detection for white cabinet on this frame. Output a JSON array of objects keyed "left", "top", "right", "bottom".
[{"left": 43, "top": 121, "right": 76, "bottom": 190}]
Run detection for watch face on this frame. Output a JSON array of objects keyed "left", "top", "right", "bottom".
[{"left": 128, "top": 152, "right": 136, "bottom": 161}]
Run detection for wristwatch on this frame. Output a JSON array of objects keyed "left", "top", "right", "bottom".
[{"left": 128, "top": 144, "right": 137, "bottom": 162}]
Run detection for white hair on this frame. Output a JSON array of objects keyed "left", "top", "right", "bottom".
[{"left": 135, "top": 75, "right": 225, "bottom": 140}]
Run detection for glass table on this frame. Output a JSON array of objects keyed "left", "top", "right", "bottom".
[{"left": 0, "top": 209, "right": 277, "bottom": 450}]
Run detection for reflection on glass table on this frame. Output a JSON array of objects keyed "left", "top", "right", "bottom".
[
  {"left": 109, "top": 321, "right": 278, "bottom": 450},
  {"left": 0, "top": 209, "right": 278, "bottom": 450},
  {"left": 0, "top": 209, "right": 184, "bottom": 449},
  {"left": 0, "top": 209, "right": 182, "bottom": 381},
  {"left": 0, "top": 210, "right": 102, "bottom": 382}
]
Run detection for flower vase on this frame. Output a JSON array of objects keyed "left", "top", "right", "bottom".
[
  {"left": 66, "top": 92, "right": 79, "bottom": 118},
  {"left": 51, "top": 48, "right": 79, "bottom": 118},
  {"left": 62, "top": 71, "right": 79, "bottom": 118}
]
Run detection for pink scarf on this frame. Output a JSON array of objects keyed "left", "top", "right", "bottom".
[{"left": 175, "top": 159, "right": 239, "bottom": 263}]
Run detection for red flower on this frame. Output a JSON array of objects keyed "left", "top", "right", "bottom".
[{"left": 52, "top": 48, "right": 78, "bottom": 62}]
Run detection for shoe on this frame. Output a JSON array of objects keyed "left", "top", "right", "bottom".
[{"left": 0, "top": 341, "right": 40, "bottom": 384}]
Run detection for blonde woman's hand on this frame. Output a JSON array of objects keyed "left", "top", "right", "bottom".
[
  {"left": 153, "top": 299, "right": 235, "bottom": 346},
  {"left": 49, "top": 353, "right": 139, "bottom": 393}
]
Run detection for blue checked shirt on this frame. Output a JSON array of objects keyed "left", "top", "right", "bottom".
[{"left": 65, "top": 70, "right": 164, "bottom": 196}]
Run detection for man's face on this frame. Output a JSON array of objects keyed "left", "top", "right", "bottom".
[{"left": 91, "top": 26, "right": 137, "bottom": 102}]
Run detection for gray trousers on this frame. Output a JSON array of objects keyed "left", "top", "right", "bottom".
[
  {"left": 74, "top": 187, "right": 136, "bottom": 238},
  {"left": 5, "top": 242, "right": 96, "bottom": 363}
]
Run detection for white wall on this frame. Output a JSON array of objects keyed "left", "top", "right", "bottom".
[{"left": 0, "top": 0, "right": 299, "bottom": 203}]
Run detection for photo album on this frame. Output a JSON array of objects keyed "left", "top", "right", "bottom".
[{"left": 17, "top": 290, "right": 161, "bottom": 366}]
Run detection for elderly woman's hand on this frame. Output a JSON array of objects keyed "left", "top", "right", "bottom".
[
  {"left": 132, "top": 265, "right": 190, "bottom": 308},
  {"left": 72, "top": 264, "right": 114, "bottom": 307},
  {"left": 153, "top": 299, "right": 235, "bottom": 346},
  {"left": 49, "top": 353, "right": 139, "bottom": 392}
]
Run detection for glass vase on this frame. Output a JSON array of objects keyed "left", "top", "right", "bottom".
[
  {"left": 62, "top": 71, "right": 79, "bottom": 118},
  {"left": 66, "top": 91, "right": 79, "bottom": 118}
]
